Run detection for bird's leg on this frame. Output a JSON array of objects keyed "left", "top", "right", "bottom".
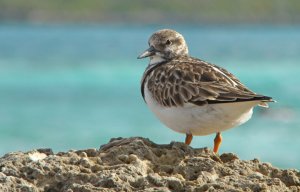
[
  {"left": 213, "top": 132, "right": 222, "bottom": 153},
  {"left": 185, "top": 134, "right": 193, "bottom": 145}
]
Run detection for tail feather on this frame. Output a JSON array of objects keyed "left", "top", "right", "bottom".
[{"left": 258, "top": 95, "right": 275, "bottom": 108}]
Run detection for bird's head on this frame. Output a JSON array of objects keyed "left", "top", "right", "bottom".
[{"left": 138, "top": 29, "right": 189, "bottom": 64}]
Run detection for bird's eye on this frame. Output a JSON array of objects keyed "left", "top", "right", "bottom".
[{"left": 166, "top": 39, "right": 172, "bottom": 45}]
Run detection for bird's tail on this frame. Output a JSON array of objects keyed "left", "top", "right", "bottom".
[{"left": 258, "top": 96, "right": 275, "bottom": 108}]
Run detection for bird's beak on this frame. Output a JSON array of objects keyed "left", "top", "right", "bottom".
[{"left": 137, "top": 46, "right": 156, "bottom": 59}]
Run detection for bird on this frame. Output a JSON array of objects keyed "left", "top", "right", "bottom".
[{"left": 138, "top": 29, "right": 273, "bottom": 153}]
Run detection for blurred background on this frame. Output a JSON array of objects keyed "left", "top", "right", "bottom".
[{"left": 0, "top": 0, "right": 299, "bottom": 169}]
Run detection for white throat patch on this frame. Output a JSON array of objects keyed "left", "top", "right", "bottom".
[{"left": 149, "top": 55, "right": 166, "bottom": 65}]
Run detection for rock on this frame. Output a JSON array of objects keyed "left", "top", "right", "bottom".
[{"left": 0, "top": 137, "right": 299, "bottom": 191}]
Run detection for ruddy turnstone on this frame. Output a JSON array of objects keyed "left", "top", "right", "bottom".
[{"left": 138, "top": 29, "right": 273, "bottom": 153}]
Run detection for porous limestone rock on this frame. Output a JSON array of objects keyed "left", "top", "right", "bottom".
[{"left": 0, "top": 137, "right": 299, "bottom": 191}]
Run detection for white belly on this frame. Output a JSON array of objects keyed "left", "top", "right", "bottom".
[{"left": 144, "top": 86, "right": 259, "bottom": 136}]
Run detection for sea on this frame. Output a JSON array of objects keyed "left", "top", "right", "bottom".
[{"left": 0, "top": 24, "right": 299, "bottom": 169}]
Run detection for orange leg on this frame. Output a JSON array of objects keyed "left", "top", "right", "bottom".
[
  {"left": 185, "top": 134, "right": 193, "bottom": 145},
  {"left": 213, "top": 132, "right": 222, "bottom": 153}
]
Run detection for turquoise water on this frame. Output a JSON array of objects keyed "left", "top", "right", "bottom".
[{"left": 0, "top": 24, "right": 299, "bottom": 169}]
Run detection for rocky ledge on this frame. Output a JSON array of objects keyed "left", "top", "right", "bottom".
[{"left": 0, "top": 137, "right": 299, "bottom": 192}]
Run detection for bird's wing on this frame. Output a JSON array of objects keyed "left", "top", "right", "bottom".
[{"left": 142, "top": 57, "right": 272, "bottom": 107}]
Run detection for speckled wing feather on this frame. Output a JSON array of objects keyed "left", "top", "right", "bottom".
[{"left": 141, "top": 57, "right": 272, "bottom": 107}]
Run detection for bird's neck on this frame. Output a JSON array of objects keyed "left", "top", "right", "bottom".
[{"left": 149, "top": 55, "right": 166, "bottom": 66}]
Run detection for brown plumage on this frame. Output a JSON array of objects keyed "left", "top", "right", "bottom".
[{"left": 141, "top": 56, "right": 272, "bottom": 108}]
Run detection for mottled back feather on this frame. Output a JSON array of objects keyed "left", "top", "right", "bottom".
[{"left": 141, "top": 57, "right": 272, "bottom": 107}]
